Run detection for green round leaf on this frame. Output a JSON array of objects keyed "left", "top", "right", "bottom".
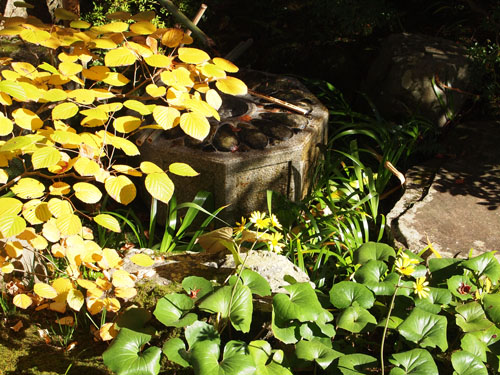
[
  {"left": 199, "top": 284, "right": 253, "bottom": 333},
  {"left": 116, "top": 307, "right": 152, "bottom": 331},
  {"left": 448, "top": 275, "right": 476, "bottom": 301},
  {"left": 451, "top": 350, "right": 488, "bottom": 375},
  {"left": 185, "top": 320, "right": 220, "bottom": 349},
  {"left": 329, "top": 281, "right": 375, "bottom": 309},
  {"left": 102, "top": 328, "right": 161, "bottom": 375},
  {"left": 461, "top": 334, "right": 488, "bottom": 362},
  {"left": 456, "top": 302, "right": 494, "bottom": 333},
  {"left": 353, "top": 241, "right": 396, "bottom": 265},
  {"left": 337, "top": 305, "right": 377, "bottom": 333},
  {"left": 398, "top": 308, "right": 448, "bottom": 352},
  {"left": 153, "top": 293, "right": 197, "bottom": 328},
  {"left": 461, "top": 252, "right": 500, "bottom": 284},
  {"left": 162, "top": 338, "right": 189, "bottom": 368},
  {"left": 337, "top": 353, "right": 377, "bottom": 375},
  {"left": 483, "top": 293, "right": 500, "bottom": 325},
  {"left": 229, "top": 269, "right": 271, "bottom": 297},
  {"left": 182, "top": 276, "right": 213, "bottom": 301},
  {"left": 389, "top": 349, "right": 438, "bottom": 375},
  {"left": 295, "top": 340, "right": 342, "bottom": 370}
]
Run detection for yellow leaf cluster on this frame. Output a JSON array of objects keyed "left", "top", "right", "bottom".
[{"left": 0, "top": 9, "right": 246, "bottom": 328}]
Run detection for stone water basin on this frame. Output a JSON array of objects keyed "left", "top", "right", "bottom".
[{"left": 138, "top": 71, "right": 329, "bottom": 223}]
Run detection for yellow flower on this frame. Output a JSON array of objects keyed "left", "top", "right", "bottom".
[
  {"left": 268, "top": 232, "right": 284, "bottom": 253},
  {"left": 395, "top": 253, "right": 418, "bottom": 276},
  {"left": 234, "top": 217, "right": 247, "bottom": 235},
  {"left": 413, "top": 277, "right": 430, "bottom": 299},
  {"left": 269, "top": 214, "right": 282, "bottom": 229},
  {"left": 249, "top": 211, "right": 270, "bottom": 230}
]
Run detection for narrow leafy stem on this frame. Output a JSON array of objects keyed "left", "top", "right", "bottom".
[{"left": 381, "top": 274, "right": 402, "bottom": 375}]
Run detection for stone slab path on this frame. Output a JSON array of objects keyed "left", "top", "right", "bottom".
[{"left": 387, "top": 120, "right": 500, "bottom": 258}]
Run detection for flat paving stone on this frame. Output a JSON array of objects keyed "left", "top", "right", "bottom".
[{"left": 387, "top": 120, "right": 500, "bottom": 258}]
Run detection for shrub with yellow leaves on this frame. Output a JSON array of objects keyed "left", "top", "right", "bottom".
[{"left": 0, "top": 7, "right": 246, "bottom": 330}]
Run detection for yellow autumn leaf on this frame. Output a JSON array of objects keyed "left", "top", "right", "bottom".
[
  {"left": 169, "top": 162, "right": 199, "bottom": 177},
  {"left": 70, "top": 20, "right": 91, "bottom": 29},
  {"left": 12, "top": 108, "right": 43, "bottom": 131},
  {"left": 49, "top": 182, "right": 71, "bottom": 196},
  {"left": 107, "top": 135, "right": 140, "bottom": 156},
  {"left": 104, "top": 175, "right": 136, "bottom": 205},
  {"left": 215, "top": 76, "right": 248, "bottom": 96},
  {"left": 113, "top": 116, "right": 142, "bottom": 133},
  {"left": 13, "top": 294, "right": 32, "bottom": 309},
  {"left": 54, "top": 8, "right": 79, "bottom": 20},
  {"left": 99, "top": 322, "right": 118, "bottom": 341},
  {"left": 97, "top": 102, "right": 123, "bottom": 113},
  {"left": 82, "top": 65, "right": 110, "bottom": 81},
  {"left": 43, "top": 88, "right": 68, "bottom": 102},
  {"left": 144, "top": 54, "right": 172, "bottom": 68},
  {"left": 131, "top": 10, "right": 155, "bottom": 21},
  {"left": 29, "top": 234, "right": 48, "bottom": 250},
  {"left": 56, "top": 213, "right": 82, "bottom": 236},
  {"left": 206, "top": 89, "right": 222, "bottom": 110},
  {"left": 98, "top": 248, "right": 123, "bottom": 269},
  {"left": 73, "top": 182, "right": 102, "bottom": 204},
  {"left": 52, "top": 102, "right": 79, "bottom": 120},
  {"left": 11, "top": 62, "right": 36, "bottom": 77},
  {"left": 0, "top": 169, "right": 8, "bottom": 184},
  {"left": 59, "top": 61, "right": 83, "bottom": 76},
  {"left": 115, "top": 287, "right": 137, "bottom": 299},
  {"left": 146, "top": 83, "right": 166, "bottom": 97},
  {"left": 67, "top": 289, "right": 84, "bottom": 311},
  {"left": 178, "top": 47, "right": 210, "bottom": 64},
  {"left": 52, "top": 277, "right": 73, "bottom": 302},
  {"left": 42, "top": 219, "right": 60, "bottom": 242},
  {"left": 0, "top": 92, "right": 12, "bottom": 106},
  {"left": 90, "top": 38, "right": 117, "bottom": 49},
  {"left": 80, "top": 108, "right": 108, "bottom": 121},
  {"left": 212, "top": 57, "right": 239, "bottom": 73},
  {"left": 130, "top": 21, "right": 156, "bottom": 34},
  {"left": 153, "top": 105, "right": 180, "bottom": 130},
  {"left": 140, "top": 161, "right": 164, "bottom": 174},
  {"left": 32, "top": 147, "right": 61, "bottom": 170},
  {"left": 94, "top": 21, "right": 129, "bottom": 33},
  {"left": 145, "top": 172, "right": 174, "bottom": 204},
  {"left": 47, "top": 198, "right": 73, "bottom": 217},
  {"left": 160, "top": 67, "right": 194, "bottom": 90},
  {"left": 4, "top": 241, "right": 23, "bottom": 258},
  {"left": 0, "top": 197, "right": 23, "bottom": 216},
  {"left": 1, "top": 262, "right": 14, "bottom": 274},
  {"left": 94, "top": 214, "right": 121, "bottom": 233},
  {"left": 184, "top": 98, "right": 220, "bottom": 119},
  {"left": 112, "top": 269, "right": 135, "bottom": 288},
  {"left": 11, "top": 178, "right": 45, "bottom": 199},
  {"left": 124, "top": 100, "right": 152, "bottom": 115},
  {"left": 112, "top": 164, "right": 142, "bottom": 177},
  {"left": 34, "top": 282, "right": 58, "bottom": 299},
  {"left": 130, "top": 253, "right": 154, "bottom": 267},
  {"left": 0, "top": 80, "right": 28, "bottom": 101},
  {"left": 201, "top": 63, "right": 226, "bottom": 79},
  {"left": 49, "top": 301, "right": 67, "bottom": 313},
  {"left": 104, "top": 47, "right": 137, "bottom": 67},
  {"left": 103, "top": 297, "right": 120, "bottom": 313},
  {"left": 180, "top": 112, "right": 210, "bottom": 141},
  {"left": 103, "top": 72, "right": 130, "bottom": 86},
  {"left": 0, "top": 214, "right": 26, "bottom": 238},
  {"left": 74, "top": 157, "right": 100, "bottom": 177},
  {"left": 22, "top": 200, "right": 51, "bottom": 225},
  {"left": 68, "top": 89, "right": 95, "bottom": 105},
  {"left": 161, "top": 28, "right": 184, "bottom": 47},
  {"left": 20, "top": 27, "right": 50, "bottom": 44},
  {"left": 51, "top": 130, "right": 82, "bottom": 146}
]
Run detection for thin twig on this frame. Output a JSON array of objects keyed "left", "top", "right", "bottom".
[{"left": 248, "top": 89, "right": 310, "bottom": 115}]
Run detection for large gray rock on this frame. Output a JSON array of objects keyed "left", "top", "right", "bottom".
[
  {"left": 123, "top": 248, "right": 312, "bottom": 294},
  {"left": 387, "top": 120, "right": 500, "bottom": 258},
  {"left": 367, "top": 33, "right": 472, "bottom": 127}
]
